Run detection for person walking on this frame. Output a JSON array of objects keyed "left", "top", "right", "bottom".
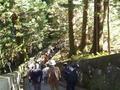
[
  {"left": 42, "top": 64, "right": 49, "bottom": 84},
  {"left": 29, "top": 62, "right": 43, "bottom": 90},
  {"left": 47, "top": 60, "right": 61, "bottom": 90},
  {"left": 63, "top": 63, "right": 79, "bottom": 90}
]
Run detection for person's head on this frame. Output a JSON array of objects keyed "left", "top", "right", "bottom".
[
  {"left": 29, "top": 63, "right": 34, "bottom": 70},
  {"left": 33, "top": 61, "right": 39, "bottom": 69},
  {"left": 49, "top": 65, "right": 54, "bottom": 68},
  {"left": 63, "top": 62, "right": 68, "bottom": 67},
  {"left": 48, "top": 60, "right": 56, "bottom": 67},
  {"left": 41, "top": 64, "right": 45, "bottom": 69},
  {"left": 72, "top": 63, "right": 79, "bottom": 69}
]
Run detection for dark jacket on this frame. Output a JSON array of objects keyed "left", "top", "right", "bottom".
[
  {"left": 63, "top": 66, "right": 78, "bottom": 84},
  {"left": 30, "top": 69, "right": 43, "bottom": 84}
]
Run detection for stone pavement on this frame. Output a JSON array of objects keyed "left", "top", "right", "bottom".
[
  {"left": 21, "top": 77, "right": 86, "bottom": 90},
  {"left": 22, "top": 77, "right": 65, "bottom": 90}
]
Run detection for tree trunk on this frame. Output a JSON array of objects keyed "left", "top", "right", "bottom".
[
  {"left": 90, "top": 0, "right": 104, "bottom": 54},
  {"left": 107, "top": 0, "right": 110, "bottom": 54},
  {"left": 79, "top": 0, "right": 88, "bottom": 52},
  {"left": 68, "top": 0, "right": 76, "bottom": 57}
]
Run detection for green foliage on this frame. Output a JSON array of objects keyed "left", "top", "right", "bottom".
[
  {"left": 0, "top": 0, "right": 69, "bottom": 70},
  {"left": 70, "top": 52, "right": 108, "bottom": 61},
  {"left": 0, "top": 0, "right": 48, "bottom": 68}
]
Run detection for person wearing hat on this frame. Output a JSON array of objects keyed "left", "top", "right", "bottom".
[{"left": 47, "top": 60, "right": 61, "bottom": 90}]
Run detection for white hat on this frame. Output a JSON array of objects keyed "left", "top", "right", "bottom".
[
  {"left": 48, "top": 60, "right": 56, "bottom": 66},
  {"left": 28, "top": 63, "right": 34, "bottom": 69}
]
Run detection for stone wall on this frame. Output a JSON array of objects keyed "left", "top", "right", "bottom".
[
  {"left": 0, "top": 60, "right": 29, "bottom": 90},
  {"left": 0, "top": 71, "right": 21, "bottom": 90},
  {"left": 77, "top": 53, "right": 120, "bottom": 89},
  {"left": 58, "top": 53, "right": 120, "bottom": 90}
]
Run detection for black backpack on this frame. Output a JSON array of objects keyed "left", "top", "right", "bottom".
[{"left": 63, "top": 65, "right": 78, "bottom": 84}]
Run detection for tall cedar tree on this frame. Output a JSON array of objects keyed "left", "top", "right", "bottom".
[
  {"left": 79, "top": 0, "right": 88, "bottom": 52},
  {"left": 91, "top": 0, "right": 108, "bottom": 54},
  {"left": 68, "top": 0, "right": 76, "bottom": 57},
  {"left": 107, "top": 0, "right": 110, "bottom": 54}
]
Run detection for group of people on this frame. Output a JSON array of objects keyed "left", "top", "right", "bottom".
[
  {"left": 37, "top": 44, "right": 60, "bottom": 65},
  {"left": 27, "top": 59, "right": 60, "bottom": 90},
  {"left": 27, "top": 59, "right": 79, "bottom": 90},
  {"left": 26, "top": 43, "right": 79, "bottom": 90}
]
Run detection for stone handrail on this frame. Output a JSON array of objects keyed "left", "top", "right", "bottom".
[{"left": 0, "top": 60, "right": 29, "bottom": 90}]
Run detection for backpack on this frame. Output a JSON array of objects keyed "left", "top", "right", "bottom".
[
  {"left": 48, "top": 67, "right": 60, "bottom": 84},
  {"left": 65, "top": 66, "right": 78, "bottom": 84},
  {"left": 29, "top": 68, "right": 43, "bottom": 83}
]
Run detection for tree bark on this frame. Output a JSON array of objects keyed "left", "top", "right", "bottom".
[
  {"left": 68, "top": 0, "right": 76, "bottom": 57},
  {"left": 79, "top": 0, "right": 88, "bottom": 52},
  {"left": 107, "top": 0, "right": 110, "bottom": 54},
  {"left": 90, "top": 0, "right": 104, "bottom": 54}
]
